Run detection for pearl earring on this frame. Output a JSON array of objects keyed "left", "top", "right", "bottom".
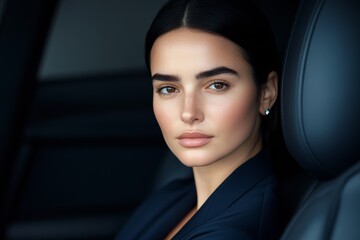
[{"left": 265, "top": 108, "right": 270, "bottom": 116}]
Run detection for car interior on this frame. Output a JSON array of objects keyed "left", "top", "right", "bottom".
[{"left": 0, "top": 0, "right": 359, "bottom": 239}]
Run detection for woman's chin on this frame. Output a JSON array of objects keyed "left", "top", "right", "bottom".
[{"left": 175, "top": 152, "right": 217, "bottom": 168}]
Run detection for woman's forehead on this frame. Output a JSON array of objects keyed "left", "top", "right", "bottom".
[{"left": 150, "top": 28, "right": 248, "bottom": 73}]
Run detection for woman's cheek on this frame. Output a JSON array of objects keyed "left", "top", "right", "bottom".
[{"left": 153, "top": 98, "right": 177, "bottom": 136}]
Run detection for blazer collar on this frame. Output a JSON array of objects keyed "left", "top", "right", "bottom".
[{"left": 175, "top": 149, "right": 273, "bottom": 239}]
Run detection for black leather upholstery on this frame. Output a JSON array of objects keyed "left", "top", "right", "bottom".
[
  {"left": 281, "top": 0, "right": 360, "bottom": 239},
  {"left": 281, "top": 0, "right": 360, "bottom": 180}
]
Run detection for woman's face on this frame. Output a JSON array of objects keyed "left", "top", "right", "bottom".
[{"left": 151, "top": 28, "right": 264, "bottom": 167}]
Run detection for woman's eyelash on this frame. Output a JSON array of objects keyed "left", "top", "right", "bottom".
[
  {"left": 207, "top": 81, "right": 230, "bottom": 91},
  {"left": 156, "top": 85, "right": 178, "bottom": 95},
  {"left": 154, "top": 81, "right": 230, "bottom": 96}
]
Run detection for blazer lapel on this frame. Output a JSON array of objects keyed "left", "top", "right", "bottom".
[{"left": 174, "top": 150, "right": 273, "bottom": 239}]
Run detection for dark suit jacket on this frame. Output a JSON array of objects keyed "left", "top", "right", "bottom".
[{"left": 116, "top": 149, "right": 282, "bottom": 239}]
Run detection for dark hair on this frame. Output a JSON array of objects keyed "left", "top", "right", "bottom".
[{"left": 145, "top": 0, "right": 279, "bottom": 146}]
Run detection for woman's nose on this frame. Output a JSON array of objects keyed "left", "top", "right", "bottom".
[{"left": 180, "top": 92, "right": 204, "bottom": 124}]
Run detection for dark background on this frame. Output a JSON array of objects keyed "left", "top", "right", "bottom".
[{"left": 0, "top": 0, "right": 300, "bottom": 239}]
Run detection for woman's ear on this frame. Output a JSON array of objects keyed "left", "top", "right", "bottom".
[{"left": 259, "top": 71, "right": 278, "bottom": 115}]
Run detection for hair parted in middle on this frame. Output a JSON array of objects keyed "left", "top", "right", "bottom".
[
  {"left": 145, "top": 0, "right": 279, "bottom": 91},
  {"left": 145, "top": 0, "right": 280, "bottom": 146}
]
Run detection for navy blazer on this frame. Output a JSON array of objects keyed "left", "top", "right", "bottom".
[{"left": 116, "top": 150, "right": 282, "bottom": 239}]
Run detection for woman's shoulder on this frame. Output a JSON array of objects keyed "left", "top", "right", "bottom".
[
  {"left": 160, "top": 177, "right": 194, "bottom": 193},
  {"left": 144, "top": 177, "right": 195, "bottom": 205},
  {"left": 115, "top": 177, "right": 196, "bottom": 240},
  {"left": 130, "top": 177, "right": 195, "bottom": 217}
]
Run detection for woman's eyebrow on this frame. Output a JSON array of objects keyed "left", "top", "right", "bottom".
[
  {"left": 196, "top": 66, "right": 239, "bottom": 79},
  {"left": 151, "top": 66, "right": 238, "bottom": 82},
  {"left": 152, "top": 73, "right": 179, "bottom": 82}
]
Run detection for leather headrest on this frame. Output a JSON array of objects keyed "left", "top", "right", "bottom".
[{"left": 281, "top": 0, "right": 360, "bottom": 180}]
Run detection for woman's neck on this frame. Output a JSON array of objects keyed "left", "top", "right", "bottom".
[{"left": 192, "top": 140, "right": 262, "bottom": 209}]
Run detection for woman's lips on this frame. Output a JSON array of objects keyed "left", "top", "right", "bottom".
[{"left": 177, "top": 132, "right": 213, "bottom": 148}]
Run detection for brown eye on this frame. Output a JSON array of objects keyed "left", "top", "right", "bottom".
[
  {"left": 214, "top": 83, "right": 224, "bottom": 89},
  {"left": 208, "top": 82, "right": 229, "bottom": 91},
  {"left": 159, "top": 86, "right": 178, "bottom": 95}
]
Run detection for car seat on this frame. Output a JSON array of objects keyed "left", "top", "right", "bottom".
[{"left": 280, "top": 0, "right": 360, "bottom": 239}]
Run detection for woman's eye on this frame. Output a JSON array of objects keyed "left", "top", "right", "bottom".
[
  {"left": 208, "top": 82, "right": 229, "bottom": 91},
  {"left": 158, "top": 86, "right": 178, "bottom": 95}
]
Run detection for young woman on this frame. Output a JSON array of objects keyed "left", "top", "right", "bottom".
[{"left": 117, "top": 0, "right": 282, "bottom": 239}]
